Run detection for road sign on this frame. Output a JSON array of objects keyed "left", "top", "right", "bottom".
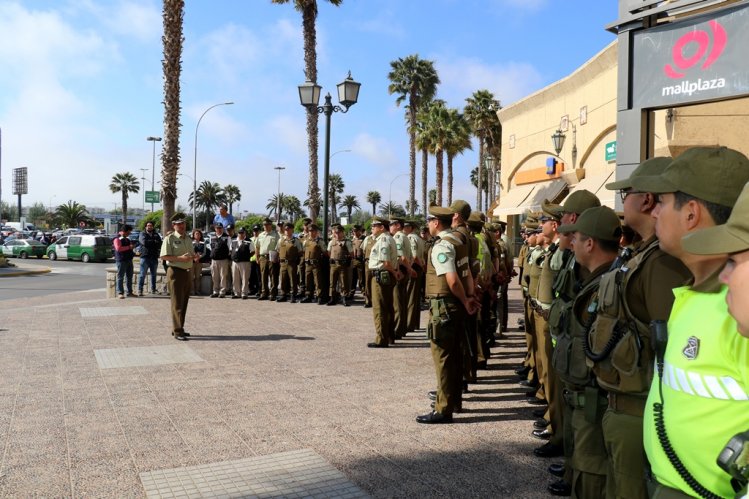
[
  {"left": 145, "top": 191, "right": 160, "bottom": 203},
  {"left": 605, "top": 141, "right": 617, "bottom": 162}
]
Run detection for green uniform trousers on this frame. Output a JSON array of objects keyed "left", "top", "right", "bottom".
[
  {"left": 523, "top": 295, "right": 538, "bottom": 381},
  {"left": 406, "top": 265, "right": 423, "bottom": 331},
  {"left": 329, "top": 263, "right": 351, "bottom": 298},
  {"left": 167, "top": 266, "right": 191, "bottom": 334},
  {"left": 304, "top": 264, "right": 323, "bottom": 299},
  {"left": 371, "top": 271, "right": 395, "bottom": 346},
  {"left": 364, "top": 268, "right": 373, "bottom": 306},
  {"left": 429, "top": 297, "right": 465, "bottom": 415},
  {"left": 280, "top": 262, "right": 299, "bottom": 297},
  {"left": 602, "top": 408, "right": 647, "bottom": 499},
  {"left": 533, "top": 309, "right": 550, "bottom": 401},
  {"left": 393, "top": 272, "right": 409, "bottom": 338},
  {"left": 570, "top": 401, "right": 608, "bottom": 499},
  {"left": 259, "top": 256, "right": 278, "bottom": 298}
]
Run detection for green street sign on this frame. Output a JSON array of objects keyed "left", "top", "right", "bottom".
[
  {"left": 605, "top": 141, "right": 617, "bottom": 162},
  {"left": 145, "top": 191, "right": 160, "bottom": 203}
]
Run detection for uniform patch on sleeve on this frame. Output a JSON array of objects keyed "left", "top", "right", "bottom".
[
  {"left": 396, "top": 243, "right": 402, "bottom": 250},
  {"left": 381, "top": 247, "right": 389, "bottom": 255},
  {"left": 437, "top": 253, "right": 448, "bottom": 263}
]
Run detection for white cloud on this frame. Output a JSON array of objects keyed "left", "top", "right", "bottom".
[
  {"left": 436, "top": 57, "right": 543, "bottom": 108},
  {"left": 350, "top": 133, "right": 399, "bottom": 169},
  {"left": 107, "top": 1, "right": 161, "bottom": 42},
  {"left": 350, "top": 11, "right": 406, "bottom": 39},
  {"left": 267, "top": 115, "right": 308, "bottom": 156}
]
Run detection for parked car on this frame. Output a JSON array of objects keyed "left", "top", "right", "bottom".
[
  {"left": 46, "top": 235, "right": 113, "bottom": 263},
  {"left": 1, "top": 239, "right": 47, "bottom": 259}
]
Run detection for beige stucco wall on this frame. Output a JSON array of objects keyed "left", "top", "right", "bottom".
[{"left": 497, "top": 42, "right": 618, "bottom": 201}]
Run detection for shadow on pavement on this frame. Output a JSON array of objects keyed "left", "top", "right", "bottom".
[{"left": 188, "top": 334, "right": 316, "bottom": 341}]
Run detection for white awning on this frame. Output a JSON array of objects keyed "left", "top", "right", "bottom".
[
  {"left": 493, "top": 183, "right": 537, "bottom": 216},
  {"left": 525, "top": 178, "right": 569, "bottom": 212},
  {"left": 563, "top": 171, "right": 616, "bottom": 209}
]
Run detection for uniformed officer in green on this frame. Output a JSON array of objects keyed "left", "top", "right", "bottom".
[
  {"left": 160, "top": 212, "right": 198, "bottom": 341},
  {"left": 555, "top": 206, "right": 622, "bottom": 498},
  {"left": 300, "top": 224, "right": 327, "bottom": 303},
  {"left": 417, "top": 206, "right": 480, "bottom": 424},
  {"left": 404, "top": 220, "right": 426, "bottom": 332},
  {"left": 390, "top": 217, "right": 415, "bottom": 339},
  {"left": 256, "top": 218, "right": 280, "bottom": 300},
  {"left": 367, "top": 217, "right": 399, "bottom": 348},
  {"left": 278, "top": 221, "right": 303, "bottom": 303},
  {"left": 361, "top": 226, "right": 377, "bottom": 308},
  {"left": 586, "top": 158, "right": 691, "bottom": 499},
  {"left": 350, "top": 224, "right": 366, "bottom": 300},
  {"left": 327, "top": 223, "right": 353, "bottom": 306}
]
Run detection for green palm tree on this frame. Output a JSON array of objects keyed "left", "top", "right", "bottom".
[
  {"left": 56, "top": 200, "right": 89, "bottom": 228},
  {"left": 283, "top": 195, "right": 304, "bottom": 222},
  {"left": 272, "top": 0, "right": 344, "bottom": 222},
  {"left": 470, "top": 166, "right": 489, "bottom": 202},
  {"left": 428, "top": 188, "right": 437, "bottom": 207},
  {"left": 109, "top": 172, "right": 140, "bottom": 224},
  {"left": 404, "top": 198, "right": 419, "bottom": 215},
  {"left": 266, "top": 193, "right": 287, "bottom": 219},
  {"left": 464, "top": 90, "right": 501, "bottom": 212},
  {"left": 444, "top": 109, "right": 473, "bottom": 206},
  {"left": 223, "top": 184, "right": 241, "bottom": 214},
  {"left": 388, "top": 55, "right": 440, "bottom": 217},
  {"left": 328, "top": 173, "right": 344, "bottom": 221},
  {"left": 303, "top": 192, "right": 322, "bottom": 216},
  {"left": 366, "top": 191, "right": 381, "bottom": 215},
  {"left": 189, "top": 181, "right": 224, "bottom": 230},
  {"left": 159, "top": 0, "right": 184, "bottom": 230},
  {"left": 419, "top": 100, "right": 451, "bottom": 206},
  {"left": 414, "top": 113, "right": 432, "bottom": 213},
  {"left": 379, "top": 201, "right": 405, "bottom": 218},
  {"left": 339, "top": 194, "right": 360, "bottom": 219}
]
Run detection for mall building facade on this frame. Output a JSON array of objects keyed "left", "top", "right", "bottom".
[{"left": 494, "top": 0, "right": 749, "bottom": 247}]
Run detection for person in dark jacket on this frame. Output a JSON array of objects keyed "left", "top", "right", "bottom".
[
  {"left": 191, "top": 229, "right": 210, "bottom": 295},
  {"left": 138, "top": 221, "right": 163, "bottom": 296},
  {"left": 114, "top": 224, "right": 135, "bottom": 299},
  {"left": 209, "top": 223, "right": 231, "bottom": 297}
]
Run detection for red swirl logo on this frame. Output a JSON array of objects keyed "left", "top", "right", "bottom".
[{"left": 664, "top": 20, "right": 727, "bottom": 79}]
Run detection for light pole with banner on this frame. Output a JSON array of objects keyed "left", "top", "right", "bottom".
[{"left": 146, "top": 136, "right": 162, "bottom": 212}]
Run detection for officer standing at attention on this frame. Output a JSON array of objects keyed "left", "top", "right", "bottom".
[
  {"left": 256, "top": 218, "right": 280, "bottom": 301},
  {"left": 160, "top": 212, "right": 197, "bottom": 341},
  {"left": 230, "top": 227, "right": 254, "bottom": 300},
  {"left": 361, "top": 224, "right": 378, "bottom": 308},
  {"left": 300, "top": 224, "right": 327, "bottom": 304},
  {"left": 390, "top": 217, "right": 415, "bottom": 339},
  {"left": 367, "top": 217, "right": 399, "bottom": 348},
  {"left": 298, "top": 217, "right": 312, "bottom": 295},
  {"left": 417, "top": 206, "right": 480, "bottom": 424},
  {"left": 586, "top": 158, "right": 691, "bottom": 499},
  {"left": 208, "top": 223, "right": 231, "bottom": 298},
  {"left": 350, "top": 224, "right": 366, "bottom": 300},
  {"left": 404, "top": 220, "right": 426, "bottom": 332},
  {"left": 249, "top": 224, "right": 262, "bottom": 296},
  {"left": 554, "top": 206, "right": 622, "bottom": 498},
  {"left": 631, "top": 147, "right": 749, "bottom": 499},
  {"left": 327, "top": 223, "right": 353, "bottom": 306},
  {"left": 278, "top": 222, "right": 303, "bottom": 303}
]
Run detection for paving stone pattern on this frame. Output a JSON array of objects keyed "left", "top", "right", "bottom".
[
  {"left": 0, "top": 283, "right": 550, "bottom": 498},
  {"left": 140, "top": 449, "right": 368, "bottom": 498}
]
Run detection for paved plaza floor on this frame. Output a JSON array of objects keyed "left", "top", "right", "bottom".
[{"left": 0, "top": 279, "right": 553, "bottom": 498}]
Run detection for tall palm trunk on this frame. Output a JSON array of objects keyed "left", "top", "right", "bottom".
[
  {"left": 447, "top": 154, "right": 454, "bottom": 206},
  {"left": 435, "top": 150, "right": 444, "bottom": 206},
  {"left": 477, "top": 138, "right": 485, "bottom": 212},
  {"left": 421, "top": 147, "right": 428, "bottom": 212},
  {"left": 408, "top": 110, "right": 416, "bottom": 217},
  {"left": 121, "top": 192, "right": 128, "bottom": 224},
  {"left": 160, "top": 0, "right": 183, "bottom": 231},
  {"left": 302, "top": 4, "right": 320, "bottom": 222}
]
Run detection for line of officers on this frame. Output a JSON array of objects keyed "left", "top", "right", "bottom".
[{"left": 514, "top": 150, "right": 749, "bottom": 499}]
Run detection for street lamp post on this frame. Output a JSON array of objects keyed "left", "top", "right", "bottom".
[
  {"left": 192, "top": 102, "right": 234, "bottom": 230},
  {"left": 146, "top": 136, "right": 162, "bottom": 212},
  {"left": 274, "top": 166, "right": 285, "bottom": 222},
  {"left": 298, "top": 72, "right": 360, "bottom": 244},
  {"left": 388, "top": 173, "right": 410, "bottom": 218},
  {"left": 139, "top": 168, "right": 148, "bottom": 211}
]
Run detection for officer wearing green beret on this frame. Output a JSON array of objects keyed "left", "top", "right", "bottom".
[
  {"left": 417, "top": 206, "right": 480, "bottom": 424},
  {"left": 300, "top": 224, "right": 327, "bottom": 304},
  {"left": 350, "top": 224, "right": 366, "bottom": 300},
  {"left": 327, "top": 223, "right": 353, "bottom": 306},
  {"left": 390, "top": 217, "right": 415, "bottom": 339},
  {"left": 278, "top": 222, "right": 303, "bottom": 303},
  {"left": 160, "top": 212, "right": 198, "bottom": 341}
]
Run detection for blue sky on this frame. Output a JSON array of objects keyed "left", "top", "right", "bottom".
[{"left": 0, "top": 0, "right": 617, "bottom": 216}]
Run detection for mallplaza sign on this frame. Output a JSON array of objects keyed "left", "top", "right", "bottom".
[{"left": 632, "top": 3, "right": 749, "bottom": 108}]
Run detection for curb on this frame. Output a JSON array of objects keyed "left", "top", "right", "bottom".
[{"left": 0, "top": 267, "right": 52, "bottom": 277}]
